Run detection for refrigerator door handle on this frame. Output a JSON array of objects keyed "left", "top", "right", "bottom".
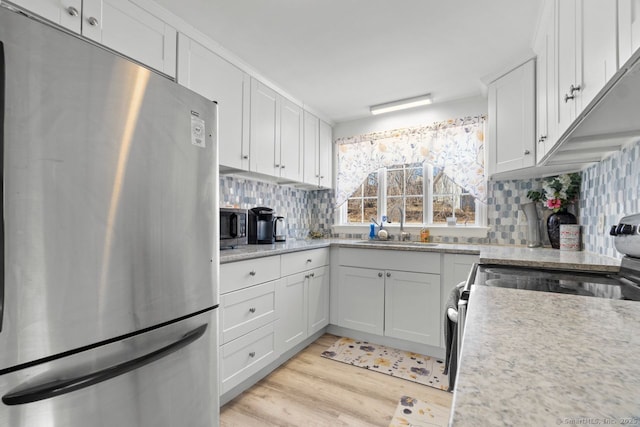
[
  {"left": 2, "top": 323, "right": 208, "bottom": 405},
  {"left": 0, "top": 41, "right": 5, "bottom": 333}
]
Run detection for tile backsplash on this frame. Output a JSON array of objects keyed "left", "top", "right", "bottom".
[
  {"left": 219, "top": 176, "right": 334, "bottom": 239},
  {"left": 580, "top": 139, "right": 640, "bottom": 258},
  {"left": 220, "top": 138, "right": 640, "bottom": 255}
]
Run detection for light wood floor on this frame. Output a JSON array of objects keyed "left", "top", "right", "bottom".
[{"left": 220, "top": 333, "right": 453, "bottom": 427}]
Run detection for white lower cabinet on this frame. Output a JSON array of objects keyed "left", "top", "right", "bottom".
[
  {"left": 220, "top": 322, "right": 277, "bottom": 394},
  {"left": 336, "top": 248, "right": 442, "bottom": 347},
  {"left": 219, "top": 255, "right": 281, "bottom": 395},
  {"left": 276, "top": 250, "right": 330, "bottom": 355},
  {"left": 384, "top": 270, "right": 440, "bottom": 345},
  {"left": 336, "top": 266, "right": 385, "bottom": 335},
  {"left": 220, "top": 248, "right": 329, "bottom": 398}
]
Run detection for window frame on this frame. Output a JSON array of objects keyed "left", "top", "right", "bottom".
[{"left": 339, "top": 162, "right": 486, "bottom": 227}]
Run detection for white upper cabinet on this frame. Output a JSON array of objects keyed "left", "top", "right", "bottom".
[
  {"left": 249, "top": 78, "right": 280, "bottom": 176},
  {"left": 12, "top": 0, "right": 177, "bottom": 77},
  {"left": 487, "top": 59, "right": 536, "bottom": 175},
  {"left": 278, "top": 97, "right": 303, "bottom": 182},
  {"left": 318, "top": 120, "right": 333, "bottom": 189},
  {"left": 303, "top": 111, "right": 333, "bottom": 188},
  {"left": 619, "top": 0, "right": 640, "bottom": 66},
  {"left": 555, "top": 0, "right": 617, "bottom": 136},
  {"left": 13, "top": 0, "right": 83, "bottom": 32},
  {"left": 249, "top": 78, "right": 304, "bottom": 180},
  {"left": 177, "top": 34, "right": 249, "bottom": 170},
  {"left": 534, "top": 0, "right": 556, "bottom": 163},
  {"left": 578, "top": 0, "right": 617, "bottom": 110}
]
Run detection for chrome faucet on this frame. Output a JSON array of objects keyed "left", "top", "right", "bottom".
[{"left": 389, "top": 206, "right": 411, "bottom": 241}]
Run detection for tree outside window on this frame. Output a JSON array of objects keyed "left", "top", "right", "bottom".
[{"left": 345, "top": 162, "right": 477, "bottom": 225}]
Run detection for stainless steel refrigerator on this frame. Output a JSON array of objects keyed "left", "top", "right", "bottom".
[{"left": 0, "top": 4, "right": 219, "bottom": 426}]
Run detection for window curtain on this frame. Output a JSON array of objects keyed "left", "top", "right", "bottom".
[{"left": 335, "top": 115, "right": 486, "bottom": 207}]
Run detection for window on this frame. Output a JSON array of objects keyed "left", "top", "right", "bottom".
[
  {"left": 335, "top": 115, "right": 487, "bottom": 228},
  {"left": 344, "top": 162, "right": 480, "bottom": 226}
]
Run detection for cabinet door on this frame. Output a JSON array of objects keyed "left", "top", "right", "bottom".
[
  {"left": 307, "top": 266, "right": 330, "bottom": 336},
  {"left": 534, "top": 0, "right": 556, "bottom": 163},
  {"left": 337, "top": 266, "right": 384, "bottom": 335},
  {"left": 302, "top": 111, "right": 320, "bottom": 185},
  {"left": 619, "top": 0, "right": 640, "bottom": 66},
  {"left": 177, "top": 34, "right": 248, "bottom": 170},
  {"left": 83, "top": 0, "right": 177, "bottom": 77},
  {"left": 250, "top": 79, "right": 279, "bottom": 176},
  {"left": 318, "top": 120, "right": 333, "bottom": 188},
  {"left": 384, "top": 271, "right": 441, "bottom": 346},
  {"left": 275, "top": 272, "right": 307, "bottom": 355},
  {"left": 279, "top": 97, "right": 303, "bottom": 181},
  {"left": 556, "top": 0, "right": 579, "bottom": 135},
  {"left": 12, "top": 0, "right": 83, "bottom": 32},
  {"left": 488, "top": 59, "right": 535, "bottom": 174},
  {"left": 578, "top": 0, "right": 617, "bottom": 111}
]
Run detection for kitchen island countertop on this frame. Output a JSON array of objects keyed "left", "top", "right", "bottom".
[{"left": 449, "top": 285, "right": 640, "bottom": 426}]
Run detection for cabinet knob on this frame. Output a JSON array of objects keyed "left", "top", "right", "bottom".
[
  {"left": 386, "top": 272, "right": 391, "bottom": 277},
  {"left": 87, "top": 16, "right": 99, "bottom": 26},
  {"left": 306, "top": 259, "right": 312, "bottom": 263},
  {"left": 524, "top": 150, "right": 531, "bottom": 155},
  {"left": 249, "top": 352, "right": 256, "bottom": 358},
  {"left": 249, "top": 270, "right": 256, "bottom": 276},
  {"left": 305, "top": 274, "right": 309, "bottom": 279},
  {"left": 249, "top": 307, "right": 256, "bottom": 313},
  {"left": 310, "top": 272, "right": 315, "bottom": 277},
  {"left": 378, "top": 272, "right": 383, "bottom": 277},
  {"left": 315, "top": 174, "right": 320, "bottom": 178},
  {"left": 242, "top": 155, "right": 249, "bottom": 159},
  {"left": 275, "top": 164, "right": 280, "bottom": 168},
  {"left": 66, "top": 6, "right": 79, "bottom": 16},
  {"left": 281, "top": 165, "right": 285, "bottom": 169}
]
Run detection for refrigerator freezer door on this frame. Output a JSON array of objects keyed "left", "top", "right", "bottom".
[
  {"left": 0, "top": 310, "right": 217, "bottom": 427},
  {"left": 0, "top": 7, "right": 218, "bottom": 370}
]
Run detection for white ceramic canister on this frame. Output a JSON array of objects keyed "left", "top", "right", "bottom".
[{"left": 560, "top": 224, "right": 581, "bottom": 251}]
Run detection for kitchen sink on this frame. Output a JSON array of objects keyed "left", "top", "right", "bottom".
[{"left": 353, "top": 240, "right": 439, "bottom": 247}]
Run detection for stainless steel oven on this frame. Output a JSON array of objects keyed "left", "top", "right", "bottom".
[{"left": 219, "top": 208, "right": 247, "bottom": 249}]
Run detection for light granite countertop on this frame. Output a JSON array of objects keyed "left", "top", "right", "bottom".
[
  {"left": 221, "top": 239, "right": 621, "bottom": 272},
  {"left": 449, "top": 285, "right": 640, "bottom": 426}
]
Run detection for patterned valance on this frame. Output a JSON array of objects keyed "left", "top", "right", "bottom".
[{"left": 335, "top": 116, "right": 487, "bottom": 207}]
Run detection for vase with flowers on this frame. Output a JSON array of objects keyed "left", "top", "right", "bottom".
[{"left": 526, "top": 173, "right": 581, "bottom": 249}]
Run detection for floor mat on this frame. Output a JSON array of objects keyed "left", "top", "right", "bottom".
[
  {"left": 388, "top": 396, "right": 449, "bottom": 427},
  {"left": 320, "top": 337, "right": 448, "bottom": 391}
]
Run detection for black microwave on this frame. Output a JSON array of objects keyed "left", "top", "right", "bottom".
[{"left": 220, "top": 208, "right": 248, "bottom": 249}]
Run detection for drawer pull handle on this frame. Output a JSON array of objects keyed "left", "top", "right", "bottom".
[
  {"left": 249, "top": 352, "right": 256, "bottom": 358},
  {"left": 249, "top": 307, "right": 256, "bottom": 313},
  {"left": 249, "top": 270, "right": 256, "bottom": 276}
]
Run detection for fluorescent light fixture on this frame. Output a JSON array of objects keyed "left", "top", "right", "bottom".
[{"left": 370, "top": 94, "right": 432, "bottom": 115}]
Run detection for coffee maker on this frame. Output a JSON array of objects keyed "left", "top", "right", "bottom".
[{"left": 248, "top": 207, "right": 275, "bottom": 244}]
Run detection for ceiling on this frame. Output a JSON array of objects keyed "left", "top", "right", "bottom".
[{"left": 151, "top": 0, "right": 543, "bottom": 123}]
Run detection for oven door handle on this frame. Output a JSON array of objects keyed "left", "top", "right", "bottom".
[
  {"left": 456, "top": 262, "right": 478, "bottom": 368},
  {"left": 460, "top": 262, "right": 478, "bottom": 302}
]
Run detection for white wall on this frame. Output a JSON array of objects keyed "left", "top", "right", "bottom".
[{"left": 333, "top": 95, "right": 487, "bottom": 139}]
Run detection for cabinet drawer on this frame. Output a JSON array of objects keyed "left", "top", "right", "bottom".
[
  {"left": 280, "top": 248, "right": 330, "bottom": 276},
  {"left": 220, "top": 255, "right": 281, "bottom": 294},
  {"left": 220, "top": 323, "right": 276, "bottom": 394},
  {"left": 221, "top": 280, "right": 277, "bottom": 344},
  {"left": 339, "top": 248, "right": 441, "bottom": 274}
]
